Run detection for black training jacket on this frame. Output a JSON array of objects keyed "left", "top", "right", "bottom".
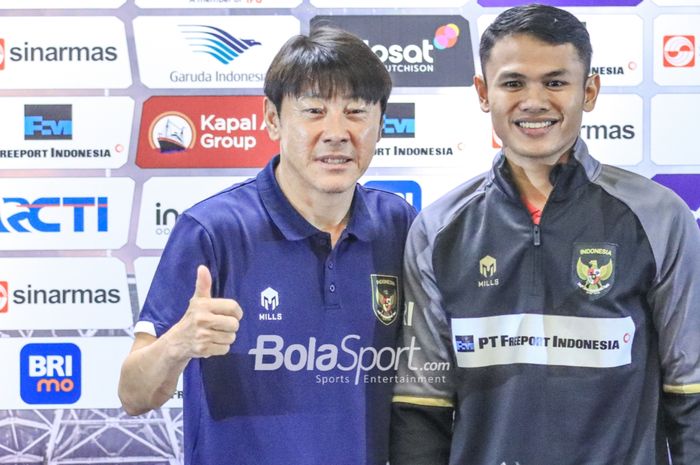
[{"left": 391, "top": 138, "right": 700, "bottom": 465}]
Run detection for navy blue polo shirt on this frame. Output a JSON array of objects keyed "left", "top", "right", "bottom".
[{"left": 138, "top": 155, "right": 416, "bottom": 465}]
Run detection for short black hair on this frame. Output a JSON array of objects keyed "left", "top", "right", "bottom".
[
  {"left": 264, "top": 25, "right": 392, "bottom": 116},
  {"left": 480, "top": 4, "right": 592, "bottom": 79}
]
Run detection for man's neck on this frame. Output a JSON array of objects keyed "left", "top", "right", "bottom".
[
  {"left": 275, "top": 169, "right": 353, "bottom": 247},
  {"left": 506, "top": 152, "right": 569, "bottom": 210}
]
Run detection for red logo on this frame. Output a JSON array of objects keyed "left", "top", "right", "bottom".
[
  {"left": 0, "top": 39, "right": 6, "bottom": 71},
  {"left": 136, "top": 96, "right": 279, "bottom": 168},
  {"left": 0, "top": 281, "right": 8, "bottom": 313},
  {"left": 663, "top": 35, "right": 695, "bottom": 68}
]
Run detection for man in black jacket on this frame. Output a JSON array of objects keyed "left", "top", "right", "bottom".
[{"left": 390, "top": 4, "right": 700, "bottom": 465}]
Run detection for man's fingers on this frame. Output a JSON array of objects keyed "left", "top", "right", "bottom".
[
  {"left": 209, "top": 299, "right": 243, "bottom": 320},
  {"left": 193, "top": 265, "right": 212, "bottom": 299},
  {"left": 209, "top": 314, "right": 241, "bottom": 334}
]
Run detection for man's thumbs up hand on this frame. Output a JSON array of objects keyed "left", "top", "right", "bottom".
[
  {"left": 170, "top": 265, "right": 243, "bottom": 359},
  {"left": 193, "top": 264, "right": 213, "bottom": 299}
]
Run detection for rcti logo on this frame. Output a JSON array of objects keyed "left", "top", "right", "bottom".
[
  {"left": 663, "top": 35, "right": 695, "bottom": 68},
  {"left": 24, "top": 104, "right": 73, "bottom": 140},
  {"left": 0, "top": 197, "right": 108, "bottom": 233},
  {"left": 363, "top": 180, "right": 422, "bottom": 211},
  {"left": 383, "top": 103, "right": 415, "bottom": 138},
  {"left": 20, "top": 343, "right": 81, "bottom": 404},
  {"left": 455, "top": 335, "right": 475, "bottom": 353},
  {"left": 179, "top": 24, "right": 261, "bottom": 65}
]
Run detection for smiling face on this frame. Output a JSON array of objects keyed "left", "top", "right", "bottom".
[
  {"left": 264, "top": 94, "right": 382, "bottom": 203},
  {"left": 474, "top": 33, "right": 600, "bottom": 167}
]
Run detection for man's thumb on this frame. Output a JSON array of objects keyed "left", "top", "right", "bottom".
[{"left": 193, "top": 265, "right": 212, "bottom": 298}]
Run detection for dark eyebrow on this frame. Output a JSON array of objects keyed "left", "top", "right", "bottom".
[
  {"left": 541, "top": 69, "right": 569, "bottom": 79},
  {"left": 496, "top": 69, "right": 570, "bottom": 81}
]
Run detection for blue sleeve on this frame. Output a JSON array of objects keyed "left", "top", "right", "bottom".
[{"left": 138, "top": 213, "right": 218, "bottom": 337}]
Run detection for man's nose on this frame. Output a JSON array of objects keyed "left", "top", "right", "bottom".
[
  {"left": 322, "top": 111, "right": 350, "bottom": 143},
  {"left": 519, "top": 86, "right": 550, "bottom": 112}
]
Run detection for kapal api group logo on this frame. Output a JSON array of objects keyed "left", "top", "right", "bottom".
[{"left": 137, "top": 96, "right": 279, "bottom": 168}]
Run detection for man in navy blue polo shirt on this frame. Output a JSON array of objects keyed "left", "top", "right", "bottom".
[{"left": 118, "top": 26, "right": 416, "bottom": 465}]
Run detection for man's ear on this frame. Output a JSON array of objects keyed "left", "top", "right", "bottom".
[
  {"left": 583, "top": 73, "right": 601, "bottom": 112},
  {"left": 474, "top": 75, "right": 490, "bottom": 113},
  {"left": 263, "top": 97, "right": 280, "bottom": 141}
]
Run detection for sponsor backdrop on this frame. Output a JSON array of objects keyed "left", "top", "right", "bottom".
[{"left": 0, "top": 0, "right": 698, "bottom": 463}]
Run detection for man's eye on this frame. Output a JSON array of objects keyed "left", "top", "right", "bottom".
[
  {"left": 547, "top": 80, "right": 566, "bottom": 87},
  {"left": 305, "top": 108, "right": 324, "bottom": 115},
  {"left": 503, "top": 81, "right": 522, "bottom": 88}
]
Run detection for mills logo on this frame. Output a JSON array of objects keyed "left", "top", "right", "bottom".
[
  {"left": 478, "top": 255, "right": 499, "bottom": 287},
  {"left": 20, "top": 342, "right": 81, "bottom": 404}
]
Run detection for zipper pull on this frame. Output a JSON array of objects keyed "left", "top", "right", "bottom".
[{"left": 533, "top": 224, "right": 541, "bottom": 246}]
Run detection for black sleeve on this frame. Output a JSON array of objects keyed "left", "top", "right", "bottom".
[
  {"left": 663, "top": 392, "right": 700, "bottom": 464},
  {"left": 390, "top": 402, "right": 453, "bottom": 465}
]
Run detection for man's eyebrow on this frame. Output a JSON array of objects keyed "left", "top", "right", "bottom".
[{"left": 495, "top": 69, "right": 569, "bottom": 80}]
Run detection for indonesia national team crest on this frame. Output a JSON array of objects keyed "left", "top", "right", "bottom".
[
  {"left": 371, "top": 274, "right": 399, "bottom": 325},
  {"left": 573, "top": 243, "right": 617, "bottom": 298}
]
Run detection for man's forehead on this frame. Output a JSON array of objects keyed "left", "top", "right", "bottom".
[{"left": 484, "top": 35, "right": 585, "bottom": 78}]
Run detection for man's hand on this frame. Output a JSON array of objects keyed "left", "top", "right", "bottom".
[{"left": 171, "top": 265, "right": 243, "bottom": 359}]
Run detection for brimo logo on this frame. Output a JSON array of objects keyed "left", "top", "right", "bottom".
[{"left": 248, "top": 334, "right": 422, "bottom": 384}]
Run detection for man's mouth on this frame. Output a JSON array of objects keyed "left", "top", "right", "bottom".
[
  {"left": 516, "top": 120, "right": 555, "bottom": 129},
  {"left": 319, "top": 156, "right": 351, "bottom": 165}
]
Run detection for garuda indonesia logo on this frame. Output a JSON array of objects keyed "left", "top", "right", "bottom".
[
  {"left": 574, "top": 243, "right": 616, "bottom": 298},
  {"left": 371, "top": 274, "right": 399, "bottom": 325}
]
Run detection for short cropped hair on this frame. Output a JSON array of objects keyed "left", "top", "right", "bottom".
[
  {"left": 479, "top": 4, "right": 592, "bottom": 79},
  {"left": 264, "top": 25, "right": 392, "bottom": 116}
]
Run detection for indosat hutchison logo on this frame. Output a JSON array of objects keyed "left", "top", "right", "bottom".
[
  {"left": 311, "top": 15, "right": 474, "bottom": 87},
  {"left": 20, "top": 343, "right": 81, "bottom": 404}
]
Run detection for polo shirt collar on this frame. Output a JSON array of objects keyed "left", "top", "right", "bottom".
[{"left": 257, "top": 155, "right": 376, "bottom": 243}]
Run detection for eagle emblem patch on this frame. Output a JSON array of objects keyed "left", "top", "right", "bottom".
[
  {"left": 573, "top": 243, "right": 617, "bottom": 298},
  {"left": 371, "top": 274, "right": 399, "bottom": 325}
]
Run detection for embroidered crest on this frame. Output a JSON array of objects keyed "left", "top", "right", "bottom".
[
  {"left": 371, "top": 274, "right": 399, "bottom": 325},
  {"left": 574, "top": 243, "right": 617, "bottom": 298}
]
